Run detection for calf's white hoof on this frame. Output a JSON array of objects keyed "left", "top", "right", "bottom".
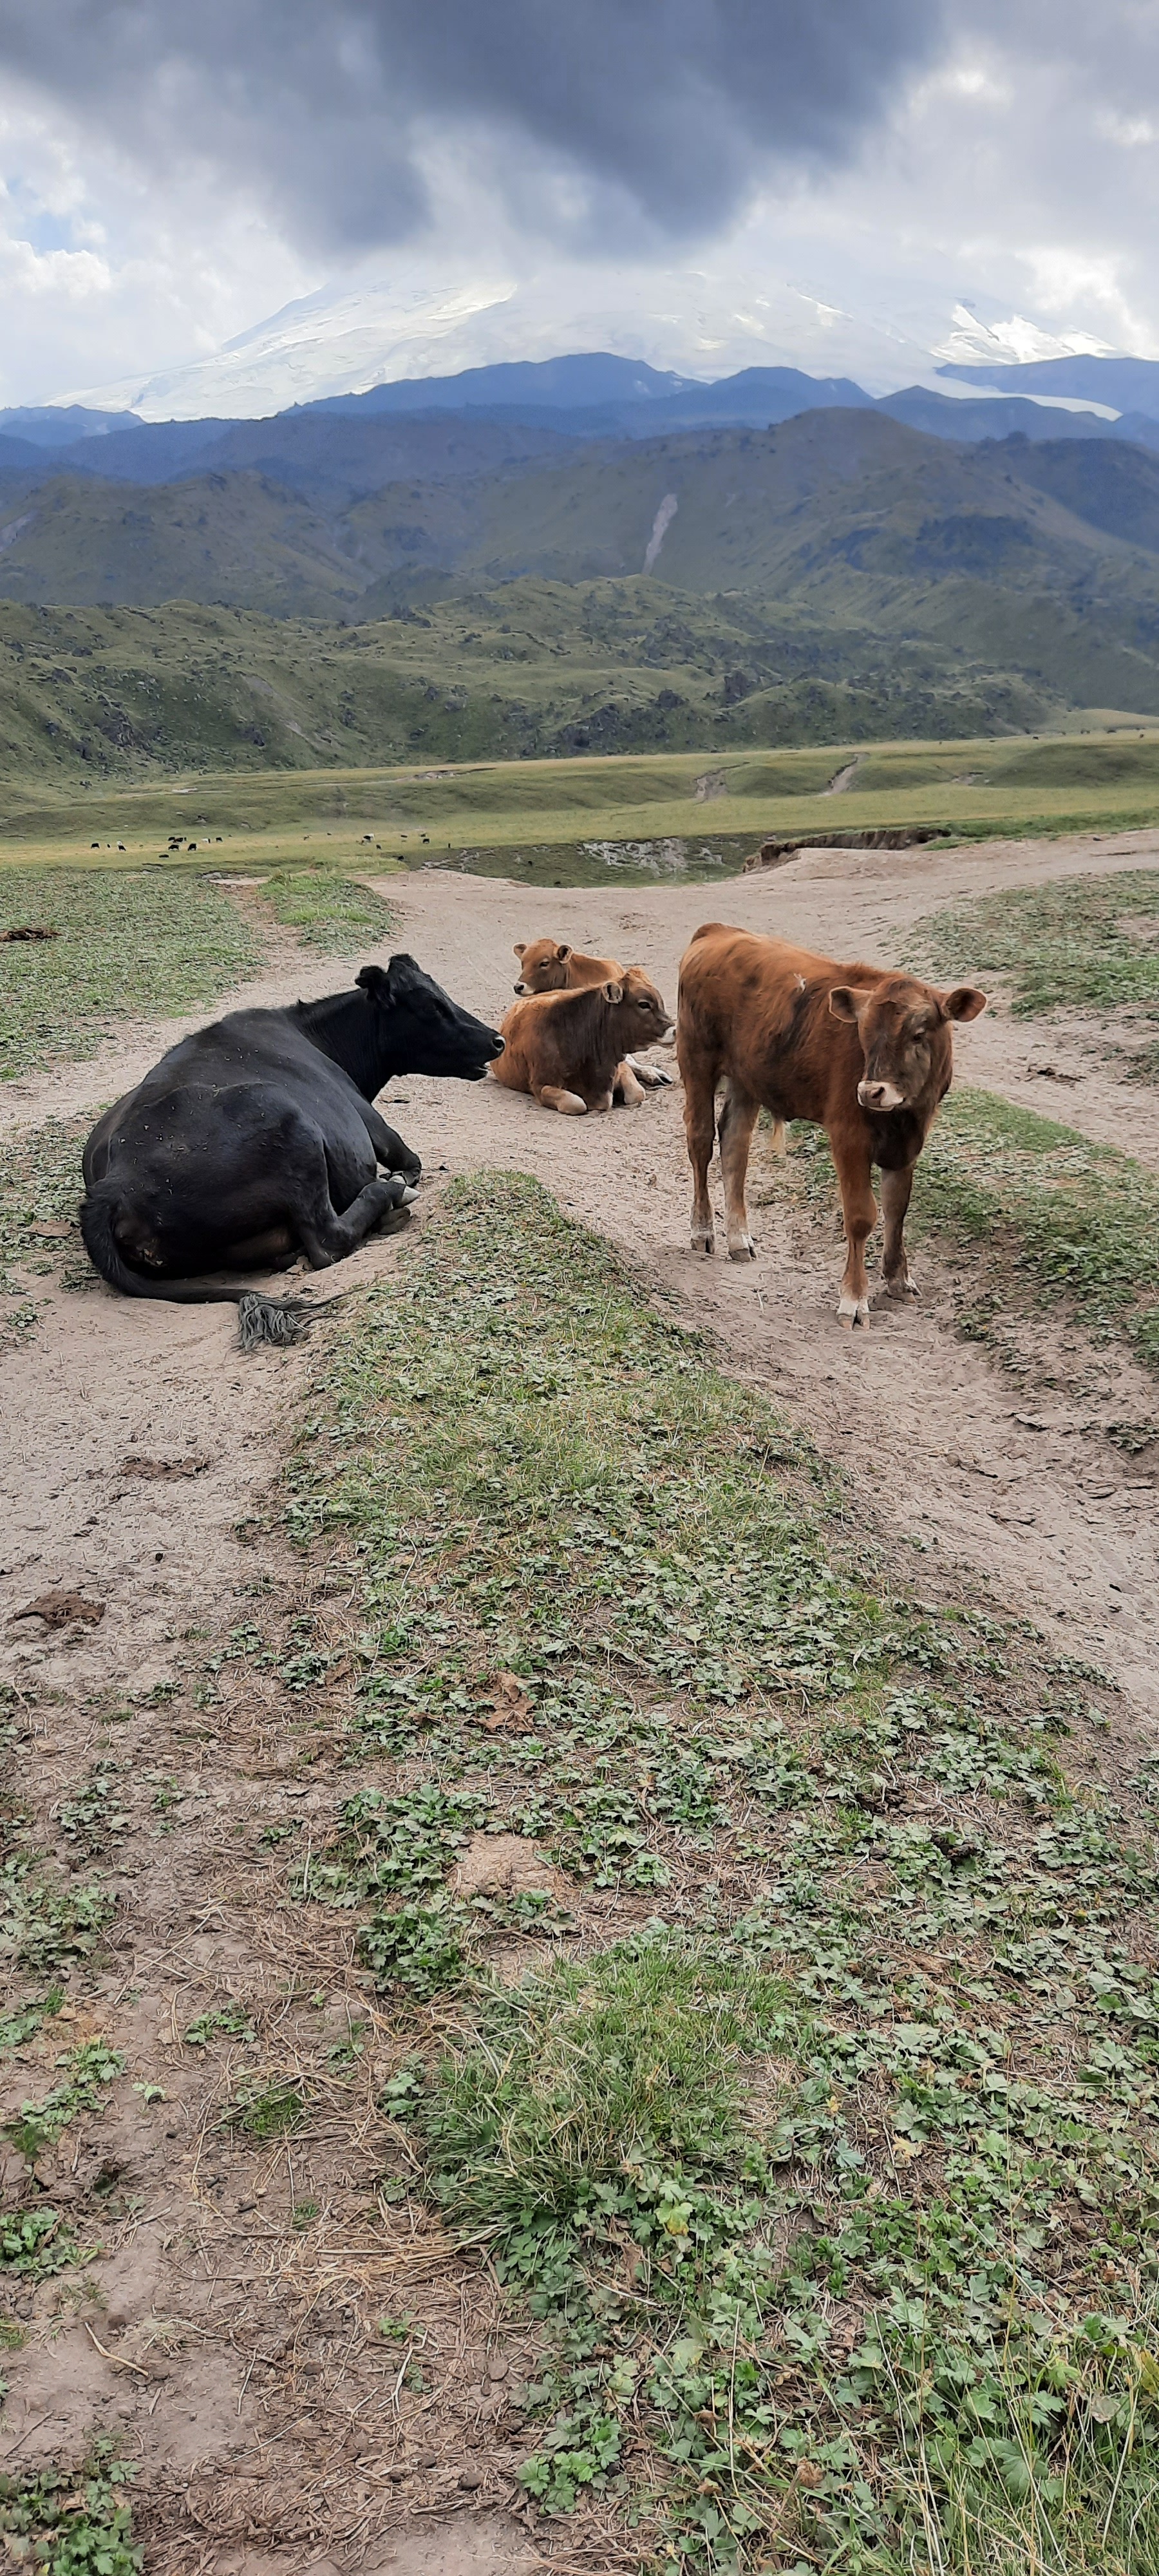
[
  {"left": 838, "top": 1294, "right": 871, "bottom": 1329},
  {"left": 728, "top": 1235, "right": 757, "bottom": 1262}
]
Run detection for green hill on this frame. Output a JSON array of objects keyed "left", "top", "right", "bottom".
[{"left": 8, "top": 413, "right": 1159, "bottom": 775}]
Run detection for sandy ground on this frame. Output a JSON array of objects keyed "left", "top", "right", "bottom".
[{"left": 3, "top": 821, "right": 1159, "bottom": 2571}]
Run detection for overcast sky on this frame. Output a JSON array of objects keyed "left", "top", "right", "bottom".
[{"left": 1, "top": 0, "right": 1159, "bottom": 408}]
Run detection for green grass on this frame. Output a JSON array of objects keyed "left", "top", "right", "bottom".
[
  {"left": 2, "top": 2041, "right": 125, "bottom": 2168},
  {"left": 277, "top": 1173, "right": 1159, "bottom": 2570},
  {"left": 8, "top": 723, "right": 1159, "bottom": 885},
  {"left": 0, "top": 1115, "right": 95, "bottom": 1344},
  {"left": 0, "top": 865, "right": 260, "bottom": 1079},
  {"left": 259, "top": 864, "right": 397, "bottom": 953},
  {"left": 912, "top": 868, "right": 1159, "bottom": 1018}
]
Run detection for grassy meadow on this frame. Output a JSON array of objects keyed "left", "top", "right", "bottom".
[{"left": 5, "top": 726, "right": 1159, "bottom": 888}]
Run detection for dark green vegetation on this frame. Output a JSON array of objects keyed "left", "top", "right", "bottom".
[
  {"left": 0, "top": 2448, "right": 140, "bottom": 2575},
  {"left": 278, "top": 1173, "right": 1159, "bottom": 2571},
  {"left": 0, "top": 574, "right": 1054, "bottom": 801},
  {"left": 912, "top": 869, "right": 1159, "bottom": 1083},
  {"left": 0, "top": 864, "right": 259, "bottom": 1079},
  {"left": 12, "top": 412, "right": 1159, "bottom": 773},
  {"left": 768, "top": 1088, "right": 1159, "bottom": 1385}
]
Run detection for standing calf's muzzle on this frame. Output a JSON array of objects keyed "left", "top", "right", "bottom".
[{"left": 858, "top": 1076, "right": 905, "bottom": 1112}]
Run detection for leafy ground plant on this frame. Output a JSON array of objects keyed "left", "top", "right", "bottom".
[
  {"left": 259, "top": 865, "right": 396, "bottom": 954},
  {"left": 0, "top": 865, "right": 260, "bottom": 1079},
  {"left": 0, "top": 2445, "right": 140, "bottom": 2573},
  {"left": 282, "top": 1172, "right": 1159, "bottom": 2569},
  {"left": 3, "top": 2041, "right": 125, "bottom": 2166}
]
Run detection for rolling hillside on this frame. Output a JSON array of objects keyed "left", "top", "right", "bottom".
[{"left": 8, "top": 412, "right": 1159, "bottom": 772}]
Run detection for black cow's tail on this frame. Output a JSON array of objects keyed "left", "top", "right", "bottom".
[{"left": 77, "top": 1189, "right": 344, "bottom": 1347}]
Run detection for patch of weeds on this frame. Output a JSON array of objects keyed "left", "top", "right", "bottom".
[
  {"left": 0, "top": 1988, "right": 64, "bottom": 2052},
  {"left": 911, "top": 866, "right": 1159, "bottom": 1018},
  {"left": 220, "top": 2076, "right": 308, "bottom": 2140},
  {"left": 0, "top": 865, "right": 261, "bottom": 1081},
  {"left": 3, "top": 2042, "right": 126, "bottom": 2166},
  {"left": 291, "top": 2198, "right": 320, "bottom": 2230},
  {"left": 360, "top": 1896, "right": 471, "bottom": 2000},
  {"left": 0, "top": 2442, "right": 140, "bottom": 2573},
  {"left": 0, "top": 1859, "right": 117, "bottom": 1973},
  {"left": 281, "top": 1173, "right": 1159, "bottom": 2569},
  {"left": 0, "top": 1116, "right": 93, "bottom": 1327},
  {"left": 0, "top": 2207, "right": 93, "bottom": 2280},
  {"left": 299, "top": 1783, "right": 489, "bottom": 1908},
  {"left": 56, "top": 1761, "right": 131, "bottom": 1857},
  {"left": 260, "top": 867, "right": 396, "bottom": 955},
  {"left": 183, "top": 2003, "right": 258, "bottom": 2047}
]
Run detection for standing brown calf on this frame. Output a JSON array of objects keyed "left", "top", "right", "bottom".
[
  {"left": 677, "top": 922, "right": 985, "bottom": 1326},
  {"left": 493, "top": 970, "right": 673, "bottom": 1115},
  {"left": 513, "top": 940, "right": 673, "bottom": 1100}
]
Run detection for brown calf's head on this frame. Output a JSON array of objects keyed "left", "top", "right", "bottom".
[
  {"left": 829, "top": 972, "right": 986, "bottom": 1113},
  {"left": 613, "top": 965, "right": 674, "bottom": 1047},
  {"left": 514, "top": 938, "right": 571, "bottom": 994}
]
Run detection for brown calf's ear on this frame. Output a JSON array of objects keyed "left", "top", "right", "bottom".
[
  {"left": 603, "top": 980, "right": 624, "bottom": 1004},
  {"left": 944, "top": 986, "right": 988, "bottom": 1022},
  {"left": 829, "top": 985, "right": 872, "bottom": 1023},
  {"left": 513, "top": 942, "right": 526, "bottom": 959},
  {"left": 556, "top": 943, "right": 571, "bottom": 961}
]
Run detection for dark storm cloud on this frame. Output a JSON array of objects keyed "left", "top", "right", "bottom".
[{"left": 0, "top": 0, "right": 947, "bottom": 251}]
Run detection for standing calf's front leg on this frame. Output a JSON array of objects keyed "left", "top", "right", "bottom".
[
  {"left": 830, "top": 1133, "right": 878, "bottom": 1328},
  {"left": 880, "top": 1164, "right": 918, "bottom": 1299}
]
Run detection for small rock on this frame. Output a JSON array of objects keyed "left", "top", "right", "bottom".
[
  {"left": 486, "top": 2353, "right": 509, "bottom": 2382},
  {"left": 458, "top": 2468, "right": 484, "bottom": 2491}
]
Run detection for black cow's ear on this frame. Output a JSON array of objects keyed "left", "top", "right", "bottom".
[
  {"left": 355, "top": 965, "right": 390, "bottom": 997},
  {"left": 944, "top": 986, "right": 987, "bottom": 1022},
  {"left": 829, "top": 985, "right": 870, "bottom": 1022}
]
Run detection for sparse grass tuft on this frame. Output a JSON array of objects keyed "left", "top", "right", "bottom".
[
  {"left": 259, "top": 865, "right": 397, "bottom": 954},
  {"left": 911, "top": 867, "right": 1159, "bottom": 1018}
]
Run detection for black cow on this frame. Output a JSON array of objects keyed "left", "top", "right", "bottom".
[{"left": 80, "top": 956, "right": 502, "bottom": 1307}]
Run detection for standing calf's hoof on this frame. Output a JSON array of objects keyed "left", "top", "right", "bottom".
[
  {"left": 886, "top": 1272, "right": 920, "bottom": 1301},
  {"left": 838, "top": 1293, "right": 871, "bottom": 1329},
  {"left": 691, "top": 1229, "right": 715, "bottom": 1256},
  {"left": 728, "top": 1234, "right": 757, "bottom": 1262}
]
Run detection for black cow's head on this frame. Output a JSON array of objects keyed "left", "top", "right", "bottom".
[
  {"left": 829, "top": 972, "right": 986, "bottom": 1113},
  {"left": 357, "top": 958, "right": 503, "bottom": 1083}
]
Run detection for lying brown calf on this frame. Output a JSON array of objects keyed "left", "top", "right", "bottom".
[
  {"left": 513, "top": 938, "right": 672, "bottom": 1101},
  {"left": 677, "top": 922, "right": 985, "bottom": 1325},
  {"left": 493, "top": 969, "right": 673, "bottom": 1115}
]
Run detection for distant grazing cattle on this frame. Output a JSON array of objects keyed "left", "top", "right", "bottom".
[
  {"left": 80, "top": 957, "right": 502, "bottom": 1311},
  {"left": 513, "top": 938, "right": 673, "bottom": 1100},
  {"left": 677, "top": 923, "right": 985, "bottom": 1325},
  {"left": 492, "top": 969, "right": 672, "bottom": 1115}
]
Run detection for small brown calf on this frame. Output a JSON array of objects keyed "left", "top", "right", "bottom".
[
  {"left": 677, "top": 922, "right": 985, "bottom": 1326},
  {"left": 492, "top": 969, "right": 673, "bottom": 1115},
  {"left": 513, "top": 938, "right": 673, "bottom": 1099}
]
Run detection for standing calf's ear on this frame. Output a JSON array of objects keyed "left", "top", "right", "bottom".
[
  {"left": 943, "top": 986, "right": 987, "bottom": 1021},
  {"left": 829, "top": 985, "right": 872, "bottom": 1023}
]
